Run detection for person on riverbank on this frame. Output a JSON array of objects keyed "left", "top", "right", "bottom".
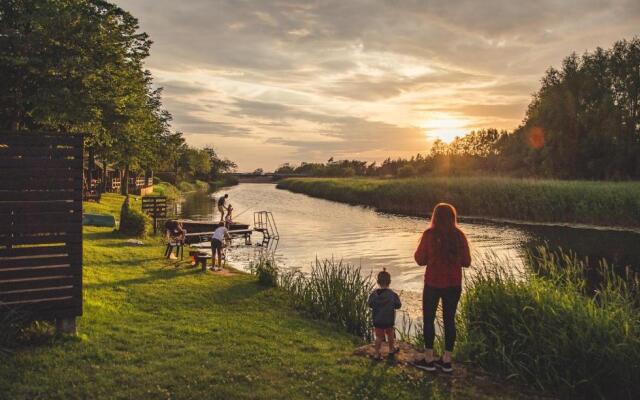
[
  {"left": 412, "top": 203, "right": 471, "bottom": 373},
  {"left": 217, "top": 194, "right": 229, "bottom": 222},
  {"left": 367, "top": 268, "right": 402, "bottom": 360},
  {"left": 211, "top": 222, "right": 231, "bottom": 271},
  {"left": 164, "top": 220, "right": 186, "bottom": 260}
]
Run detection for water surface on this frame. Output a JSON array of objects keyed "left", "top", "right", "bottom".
[{"left": 178, "top": 183, "right": 640, "bottom": 301}]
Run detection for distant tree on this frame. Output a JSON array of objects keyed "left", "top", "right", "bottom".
[{"left": 252, "top": 168, "right": 264, "bottom": 175}]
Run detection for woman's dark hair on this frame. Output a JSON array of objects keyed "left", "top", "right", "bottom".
[
  {"left": 429, "top": 203, "right": 462, "bottom": 265},
  {"left": 377, "top": 268, "right": 391, "bottom": 286}
]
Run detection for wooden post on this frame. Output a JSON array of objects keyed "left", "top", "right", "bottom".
[{"left": 55, "top": 317, "right": 77, "bottom": 335}]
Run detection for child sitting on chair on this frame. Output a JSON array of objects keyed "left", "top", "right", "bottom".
[{"left": 367, "top": 268, "right": 402, "bottom": 359}]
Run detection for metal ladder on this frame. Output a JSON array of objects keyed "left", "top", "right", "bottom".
[{"left": 253, "top": 211, "right": 279, "bottom": 246}]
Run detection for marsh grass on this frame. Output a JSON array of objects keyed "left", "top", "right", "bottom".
[
  {"left": 258, "top": 258, "right": 376, "bottom": 340},
  {"left": 459, "top": 250, "right": 640, "bottom": 398},
  {"left": 277, "top": 177, "right": 640, "bottom": 228}
]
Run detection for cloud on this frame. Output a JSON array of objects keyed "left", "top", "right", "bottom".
[{"left": 114, "top": 0, "right": 640, "bottom": 170}]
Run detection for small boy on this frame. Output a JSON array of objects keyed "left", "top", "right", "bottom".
[{"left": 367, "top": 268, "right": 402, "bottom": 359}]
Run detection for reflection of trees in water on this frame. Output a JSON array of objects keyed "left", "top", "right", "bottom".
[{"left": 520, "top": 225, "right": 640, "bottom": 272}]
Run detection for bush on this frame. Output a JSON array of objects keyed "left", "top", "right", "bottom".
[
  {"left": 119, "top": 207, "right": 151, "bottom": 237},
  {"left": 195, "top": 180, "right": 210, "bottom": 192},
  {"left": 459, "top": 252, "right": 640, "bottom": 398},
  {"left": 152, "top": 182, "right": 180, "bottom": 200},
  {"left": 251, "top": 258, "right": 279, "bottom": 287},
  {"left": 177, "top": 181, "right": 197, "bottom": 192},
  {"left": 397, "top": 164, "right": 416, "bottom": 178}
]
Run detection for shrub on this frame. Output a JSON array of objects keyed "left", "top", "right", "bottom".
[
  {"left": 397, "top": 165, "right": 416, "bottom": 178},
  {"left": 251, "top": 258, "right": 279, "bottom": 287},
  {"left": 459, "top": 252, "right": 640, "bottom": 398},
  {"left": 195, "top": 180, "right": 210, "bottom": 192},
  {"left": 277, "top": 177, "right": 640, "bottom": 227},
  {"left": 119, "top": 207, "right": 151, "bottom": 237},
  {"left": 177, "top": 181, "right": 197, "bottom": 192}
]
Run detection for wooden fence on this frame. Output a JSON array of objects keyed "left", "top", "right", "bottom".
[{"left": 0, "top": 133, "right": 83, "bottom": 331}]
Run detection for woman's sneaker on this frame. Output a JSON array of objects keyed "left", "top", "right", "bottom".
[
  {"left": 412, "top": 358, "right": 436, "bottom": 371},
  {"left": 434, "top": 358, "right": 453, "bottom": 373}
]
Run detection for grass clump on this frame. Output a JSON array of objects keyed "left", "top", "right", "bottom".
[
  {"left": 278, "top": 259, "right": 375, "bottom": 340},
  {"left": 277, "top": 177, "right": 640, "bottom": 228},
  {"left": 459, "top": 252, "right": 640, "bottom": 399},
  {"left": 152, "top": 181, "right": 181, "bottom": 200}
]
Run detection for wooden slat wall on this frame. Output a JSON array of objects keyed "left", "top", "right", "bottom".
[{"left": 0, "top": 133, "right": 83, "bottom": 320}]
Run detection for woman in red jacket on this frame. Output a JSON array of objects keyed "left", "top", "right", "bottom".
[{"left": 413, "top": 203, "right": 471, "bottom": 373}]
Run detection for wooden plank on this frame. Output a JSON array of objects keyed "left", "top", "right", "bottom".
[
  {"left": 0, "top": 254, "right": 70, "bottom": 269},
  {"left": 0, "top": 265, "right": 79, "bottom": 280},
  {"left": 0, "top": 146, "right": 82, "bottom": 157},
  {"left": 0, "top": 191, "right": 81, "bottom": 202},
  {"left": 0, "top": 202, "right": 82, "bottom": 213},
  {"left": 0, "top": 234, "right": 81, "bottom": 246},
  {"left": 16, "top": 303, "right": 82, "bottom": 320},
  {"left": 0, "top": 178, "right": 81, "bottom": 190},
  {"left": 0, "top": 158, "right": 83, "bottom": 169},
  {"left": 0, "top": 245, "right": 72, "bottom": 258},
  {"left": 0, "top": 135, "right": 83, "bottom": 146},
  {"left": 0, "top": 286, "right": 76, "bottom": 303},
  {"left": 0, "top": 211, "right": 81, "bottom": 224},
  {"left": 8, "top": 224, "right": 81, "bottom": 236},
  {"left": 0, "top": 168, "right": 81, "bottom": 179},
  {"left": 0, "top": 276, "right": 75, "bottom": 292}
]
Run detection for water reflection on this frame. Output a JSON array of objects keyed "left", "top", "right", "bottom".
[{"left": 176, "top": 184, "right": 640, "bottom": 295}]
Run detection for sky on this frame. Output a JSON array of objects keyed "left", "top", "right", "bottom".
[{"left": 115, "top": 0, "right": 640, "bottom": 172}]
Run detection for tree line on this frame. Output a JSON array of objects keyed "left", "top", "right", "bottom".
[
  {"left": 0, "top": 0, "right": 235, "bottom": 194},
  {"left": 277, "top": 37, "right": 640, "bottom": 180}
]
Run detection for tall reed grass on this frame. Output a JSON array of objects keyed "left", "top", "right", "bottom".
[
  {"left": 252, "top": 258, "right": 374, "bottom": 339},
  {"left": 277, "top": 177, "right": 640, "bottom": 228},
  {"left": 459, "top": 250, "right": 640, "bottom": 398}
]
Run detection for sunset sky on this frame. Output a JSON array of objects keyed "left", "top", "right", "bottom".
[{"left": 115, "top": 0, "right": 640, "bottom": 171}]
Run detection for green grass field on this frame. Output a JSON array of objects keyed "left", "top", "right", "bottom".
[
  {"left": 277, "top": 177, "right": 640, "bottom": 228},
  {"left": 1, "top": 194, "right": 533, "bottom": 399}
]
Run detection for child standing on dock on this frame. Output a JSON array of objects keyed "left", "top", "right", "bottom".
[
  {"left": 217, "top": 194, "right": 229, "bottom": 222},
  {"left": 367, "top": 268, "right": 402, "bottom": 359}
]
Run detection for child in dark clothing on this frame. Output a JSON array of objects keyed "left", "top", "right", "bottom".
[{"left": 367, "top": 268, "right": 402, "bottom": 359}]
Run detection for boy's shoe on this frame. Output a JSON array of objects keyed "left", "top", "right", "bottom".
[
  {"left": 412, "top": 358, "right": 436, "bottom": 371},
  {"left": 434, "top": 358, "right": 453, "bottom": 373}
]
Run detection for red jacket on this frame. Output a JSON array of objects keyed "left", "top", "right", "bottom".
[{"left": 414, "top": 228, "right": 471, "bottom": 288}]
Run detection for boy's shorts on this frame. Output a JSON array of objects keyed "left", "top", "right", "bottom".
[{"left": 374, "top": 326, "right": 394, "bottom": 339}]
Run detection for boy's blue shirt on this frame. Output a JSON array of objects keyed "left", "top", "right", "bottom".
[{"left": 367, "top": 288, "right": 402, "bottom": 328}]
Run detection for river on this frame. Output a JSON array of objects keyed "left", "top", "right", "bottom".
[{"left": 176, "top": 183, "right": 640, "bottom": 317}]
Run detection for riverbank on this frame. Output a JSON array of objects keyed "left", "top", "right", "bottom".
[
  {"left": 277, "top": 177, "right": 640, "bottom": 229},
  {"left": 0, "top": 193, "right": 541, "bottom": 399}
]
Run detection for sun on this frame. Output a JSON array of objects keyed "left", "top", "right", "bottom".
[{"left": 421, "top": 117, "right": 468, "bottom": 144}]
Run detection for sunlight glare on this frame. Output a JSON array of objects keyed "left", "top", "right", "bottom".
[{"left": 422, "top": 117, "right": 468, "bottom": 143}]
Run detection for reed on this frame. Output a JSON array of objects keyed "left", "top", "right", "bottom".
[
  {"left": 277, "top": 177, "right": 640, "bottom": 228},
  {"left": 255, "top": 258, "right": 375, "bottom": 339},
  {"left": 459, "top": 251, "right": 640, "bottom": 398}
]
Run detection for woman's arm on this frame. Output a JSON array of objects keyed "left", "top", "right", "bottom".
[
  {"left": 414, "top": 231, "right": 430, "bottom": 266},
  {"left": 458, "top": 231, "right": 471, "bottom": 268}
]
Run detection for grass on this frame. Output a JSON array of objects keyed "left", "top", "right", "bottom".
[
  {"left": 0, "top": 194, "right": 514, "bottom": 399},
  {"left": 152, "top": 181, "right": 181, "bottom": 200},
  {"left": 277, "top": 177, "right": 640, "bottom": 228},
  {"left": 458, "top": 251, "right": 640, "bottom": 399}
]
